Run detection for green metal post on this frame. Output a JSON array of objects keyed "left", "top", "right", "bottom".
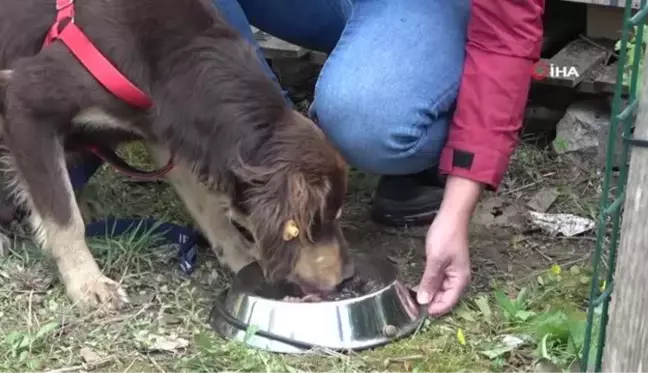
[{"left": 581, "top": 1, "right": 648, "bottom": 371}]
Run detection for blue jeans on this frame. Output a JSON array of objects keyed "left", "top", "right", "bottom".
[{"left": 212, "top": 0, "right": 471, "bottom": 175}]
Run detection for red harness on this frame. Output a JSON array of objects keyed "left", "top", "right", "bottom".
[{"left": 42, "top": 0, "right": 175, "bottom": 180}]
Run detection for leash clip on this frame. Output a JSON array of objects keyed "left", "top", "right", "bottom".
[
  {"left": 179, "top": 244, "right": 198, "bottom": 275},
  {"left": 178, "top": 232, "right": 199, "bottom": 275}
]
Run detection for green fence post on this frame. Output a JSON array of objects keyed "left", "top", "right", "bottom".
[{"left": 581, "top": 1, "right": 648, "bottom": 371}]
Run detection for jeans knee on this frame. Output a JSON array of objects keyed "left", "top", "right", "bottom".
[{"left": 312, "top": 78, "right": 455, "bottom": 175}]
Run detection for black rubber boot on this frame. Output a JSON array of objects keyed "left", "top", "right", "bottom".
[{"left": 370, "top": 167, "right": 446, "bottom": 227}]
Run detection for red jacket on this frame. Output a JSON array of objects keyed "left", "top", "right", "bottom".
[{"left": 438, "top": 0, "right": 545, "bottom": 190}]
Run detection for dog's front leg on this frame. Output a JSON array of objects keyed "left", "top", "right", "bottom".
[
  {"left": 144, "top": 142, "right": 259, "bottom": 273},
  {"left": 2, "top": 100, "right": 128, "bottom": 312}
]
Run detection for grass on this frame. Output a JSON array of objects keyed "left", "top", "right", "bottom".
[{"left": 0, "top": 139, "right": 606, "bottom": 372}]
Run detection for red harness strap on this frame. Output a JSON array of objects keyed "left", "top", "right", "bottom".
[{"left": 43, "top": 0, "right": 175, "bottom": 180}]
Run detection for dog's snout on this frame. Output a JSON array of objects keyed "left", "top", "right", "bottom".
[{"left": 292, "top": 243, "right": 346, "bottom": 293}]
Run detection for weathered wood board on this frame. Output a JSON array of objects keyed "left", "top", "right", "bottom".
[
  {"left": 586, "top": 4, "right": 648, "bottom": 40},
  {"left": 251, "top": 27, "right": 309, "bottom": 59},
  {"left": 559, "top": 0, "right": 641, "bottom": 8},
  {"left": 305, "top": 51, "right": 326, "bottom": 66},
  {"left": 578, "top": 61, "right": 631, "bottom": 94},
  {"left": 574, "top": 37, "right": 627, "bottom": 94},
  {"left": 601, "top": 43, "right": 648, "bottom": 373}
]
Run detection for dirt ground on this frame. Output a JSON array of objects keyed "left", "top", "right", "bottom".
[{"left": 0, "top": 134, "right": 602, "bottom": 372}]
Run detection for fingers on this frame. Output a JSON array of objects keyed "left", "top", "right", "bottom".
[
  {"left": 416, "top": 258, "right": 443, "bottom": 305},
  {"left": 427, "top": 272, "right": 470, "bottom": 316}
]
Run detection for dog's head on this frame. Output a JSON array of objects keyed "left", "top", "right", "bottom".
[{"left": 235, "top": 111, "right": 353, "bottom": 295}]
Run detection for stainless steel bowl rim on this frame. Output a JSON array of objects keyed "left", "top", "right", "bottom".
[
  {"left": 210, "top": 284, "right": 427, "bottom": 352},
  {"left": 236, "top": 278, "right": 396, "bottom": 305},
  {"left": 209, "top": 255, "right": 427, "bottom": 353}
]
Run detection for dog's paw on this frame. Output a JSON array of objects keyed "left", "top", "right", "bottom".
[{"left": 66, "top": 274, "right": 130, "bottom": 311}]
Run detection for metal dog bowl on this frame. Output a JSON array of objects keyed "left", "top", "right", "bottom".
[{"left": 208, "top": 254, "right": 426, "bottom": 353}]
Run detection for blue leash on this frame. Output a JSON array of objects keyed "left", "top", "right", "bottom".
[{"left": 68, "top": 153, "right": 201, "bottom": 275}]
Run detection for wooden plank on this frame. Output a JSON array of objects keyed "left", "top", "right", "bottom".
[
  {"left": 586, "top": 4, "right": 646, "bottom": 40},
  {"left": 587, "top": 5, "right": 622, "bottom": 40},
  {"left": 251, "top": 27, "right": 309, "bottom": 60},
  {"left": 577, "top": 62, "right": 608, "bottom": 93},
  {"left": 577, "top": 37, "right": 616, "bottom": 93},
  {"left": 536, "top": 38, "right": 610, "bottom": 87},
  {"left": 308, "top": 51, "right": 328, "bottom": 65},
  {"left": 578, "top": 61, "right": 631, "bottom": 94},
  {"left": 596, "top": 62, "right": 622, "bottom": 93},
  {"left": 558, "top": 0, "right": 641, "bottom": 8},
  {"left": 599, "top": 42, "right": 648, "bottom": 373}
]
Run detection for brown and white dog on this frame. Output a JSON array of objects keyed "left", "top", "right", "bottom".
[{"left": 0, "top": 0, "right": 353, "bottom": 310}]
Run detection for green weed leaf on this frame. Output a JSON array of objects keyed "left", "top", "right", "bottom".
[
  {"left": 514, "top": 310, "right": 536, "bottom": 322},
  {"left": 515, "top": 287, "right": 529, "bottom": 307},
  {"left": 243, "top": 324, "right": 259, "bottom": 343},
  {"left": 474, "top": 296, "right": 492, "bottom": 324},
  {"left": 35, "top": 322, "right": 59, "bottom": 340},
  {"left": 494, "top": 290, "right": 518, "bottom": 320}
]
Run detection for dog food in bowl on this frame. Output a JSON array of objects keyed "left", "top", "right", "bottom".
[
  {"left": 279, "top": 276, "right": 383, "bottom": 302},
  {"left": 246, "top": 254, "right": 390, "bottom": 303}
]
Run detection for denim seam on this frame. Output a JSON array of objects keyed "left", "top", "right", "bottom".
[
  {"left": 313, "top": 4, "right": 355, "bottom": 101},
  {"left": 327, "top": 0, "right": 352, "bottom": 20},
  {"left": 405, "top": 79, "right": 461, "bottom": 160}
]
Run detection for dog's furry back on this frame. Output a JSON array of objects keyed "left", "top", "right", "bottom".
[
  {"left": 0, "top": 0, "right": 352, "bottom": 298},
  {"left": 0, "top": 0, "right": 289, "bottom": 193}
]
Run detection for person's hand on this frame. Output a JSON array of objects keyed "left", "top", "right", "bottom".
[
  {"left": 415, "top": 175, "right": 482, "bottom": 316},
  {"left": 416, "top": 213, "right": 471, "bottom": 316}
]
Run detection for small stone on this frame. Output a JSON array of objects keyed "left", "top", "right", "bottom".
[
  {"left": 161, "top": 314, "right": 182, "bottom": 325},
  {"left": 526, "top": 187, "right": 559, "bottom": 213},
  {"left": 534, "top": 358, "right": 563, "bottom": 373},
  {"left": 553, "top": 99, "right": 609, "bottom": 157},
  {"left": 79, "top": 347, "right": 101, "bottom": 363},
  {"left": 130, "top": 292, "right": 153, "bottom": 305}
]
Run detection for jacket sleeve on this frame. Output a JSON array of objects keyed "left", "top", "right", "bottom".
[{"left": 438, "top": 0, "right": 545, "bottom": 190}]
